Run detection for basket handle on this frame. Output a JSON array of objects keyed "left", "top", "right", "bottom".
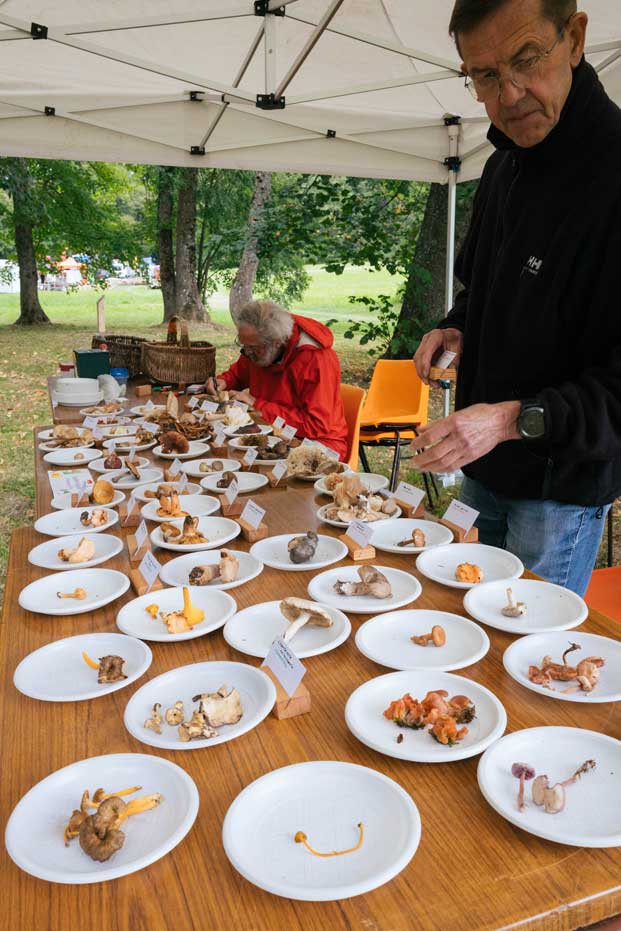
[{"left": 179, "top": 319, "right": 190, "bottom": 347}]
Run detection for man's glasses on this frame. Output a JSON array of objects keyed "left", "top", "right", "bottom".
[
  {"left": 234, "top": 337, "right": 268, "bottom": 359},
  {"left": 464, "top": 18, "right": 571, "bottom": 102}
]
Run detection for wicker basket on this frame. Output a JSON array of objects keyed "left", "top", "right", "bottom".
[
  {"left": 141, "top": 316, "right": 216, "bottom": 386},
  {"left": 91, "top": 334, "right": 145, "bottom": 376}
]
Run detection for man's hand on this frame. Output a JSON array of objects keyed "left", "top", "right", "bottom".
[
  {"left": 410, "top": 401, "right": 521, "bottom": 473},
  {"left": 205, "top": 376, "right": 226, "bottom": 396},
  {"left": 414, "top": 327, "right": 464, "bottom": 386},
  {"left": 229, "top": 389, "right": 255, "bottom": 406}
]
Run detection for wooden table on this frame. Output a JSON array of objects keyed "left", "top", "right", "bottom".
[{"left": 2, "top": 429, "right": 621, "bottom": 931}]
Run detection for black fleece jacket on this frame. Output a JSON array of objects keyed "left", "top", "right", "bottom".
[{"left": 440, "top": 59, "right": 621, "bottom": 505}]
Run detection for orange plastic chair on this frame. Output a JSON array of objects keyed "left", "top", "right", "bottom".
[
  {"left": 340, "top": 384, "right": 366, "bottom": 471},
  {"left": 358, "top": 360, "right": 431, "bottom": 490},
  {"left": 585, "top": 567, "right": 621, "bottom": 622}
]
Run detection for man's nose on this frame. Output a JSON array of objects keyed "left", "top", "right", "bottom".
[{"left": 499, "top": 76, "right": 528, "bottom": 106}]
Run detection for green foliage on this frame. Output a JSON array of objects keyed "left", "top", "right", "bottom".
[{"left": 327, "top": 289, "right": 427, "bottom": 358}]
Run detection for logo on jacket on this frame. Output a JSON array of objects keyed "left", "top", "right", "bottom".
[{"left": 522, "top": 255, "right": 543, "bottom": 277}]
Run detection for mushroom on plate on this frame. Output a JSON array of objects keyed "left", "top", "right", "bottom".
[
  {"left": 288, "top": 531, "right": 318, "bottom": 564},
  {"left": 280, "top": 597, "right": 333, "bottom": 642},
  {"left": 57, "top": 536, "right": 96, "bottom": 564},
  {"left": 333, "top": 565, "right": 392, "bottom": 599},
  {"left": 511, "top": 762, "right": 536, "bottom": 812}
]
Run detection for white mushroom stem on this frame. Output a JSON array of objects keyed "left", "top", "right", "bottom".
[{"left": 283, "top": 612, "right": 311, "bottom": 642}]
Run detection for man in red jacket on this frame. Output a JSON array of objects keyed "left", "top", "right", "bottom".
[{"left": 210, "top": 300, "right": 348, "bottom": 460}]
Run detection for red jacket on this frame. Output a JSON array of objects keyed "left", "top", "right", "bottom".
[{"left": 219, "top": 314, "right": 348, "bottom": 459}]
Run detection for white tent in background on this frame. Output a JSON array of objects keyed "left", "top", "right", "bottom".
[{"left": 0, "top": 0, "right": 619, "bottom": 321}]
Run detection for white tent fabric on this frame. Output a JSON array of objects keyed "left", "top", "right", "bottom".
[{"left": 0, "top": 0, "right": 619, "bottom": 184}]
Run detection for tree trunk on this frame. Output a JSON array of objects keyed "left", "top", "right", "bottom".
[
  {"left": 385, "top": 181, "right": 474, "bottom": 359},
  {"left": 175, "top": 168, "right": 209, "bottom": 323},
  {"left": 9, "top": 158, "right": 50, "bottom": 326},
  {"left": 229, "top": 171, "right": 273, "bottom": 322},
  {"left": 157, "top": 167, "right": 177, "bottom": 323}
]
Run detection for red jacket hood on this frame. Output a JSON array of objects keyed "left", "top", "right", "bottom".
[{"left": 291, "top": 314, "right": 334, "bottom": 350}]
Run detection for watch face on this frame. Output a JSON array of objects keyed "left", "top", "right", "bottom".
[{"left": 521, "top": 408, "right": 545, "bottom": 438}]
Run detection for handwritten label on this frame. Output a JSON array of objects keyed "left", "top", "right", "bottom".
[
  {"left": 187, "top": 384, "right": 203, "bottom": 394},
  {"left": 144, "top": 399, "right": 155, "bottom": 412},
  {"left": 301, "top": 438, "right": 316, "bottom": 448},
  {"left": 141, "top": 421, "right": 159, "bottom": 435},
  {"left": 281, "top": 424, "right": 297, "bottom": 441},
  {"left": 92, "top": 426, "right": 104, "bottom": 440},
  {"left": 134, "top": 519, "right": 148, "bottom": 553},
  {"left": 138, "top": 549, "right": 161, "bottom": 593},
  {"left": 82, "top": 416, "right": 99, "bottom": 430},
  {"left": 213, "top": 427, "right": 226, "bottom": 447},
  {"left": 48, "top": 469, "right": 94, "bottom": 497},
  {"left": 271, "top": 460, "right": 287, "bottom": 481},
  {"left": 224, "top": 478, "right": 239, "bottom": 506},
  {"left": 242, "top": 447, "right": 258, "bottom": 468},
  {"left": 262, "top": 638, "right": 306, "bottom": 697},
  {"left": 273, "top": 416, "right": 285, "bottom": 430},
  {"left": 188, "top": 396, "right": 199, "bottom": 409},
  {"left": 169, "top": 458, "right": 182, "bottom": 477},
  {"left": 240, "top": 498, "right": 265, "bottom": 530},
  {"left": 395, "top": 481, "right": 425, "bottom": 511},
  {"left": 233, "top": 400, "right": 249, "bottom": 412},
  {"left": 436, "top": 350, "right": 457, "bottom": 370},
  {"left": 443, "top": 499, "right": 479, "bottom": 533},
  {"left": 201, "top": 399, "right": 219, "bottom": 413},
  {"left": 347, "top": 519, "right": 374, "bottom": 548}
]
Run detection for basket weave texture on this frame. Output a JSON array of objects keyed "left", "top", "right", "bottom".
[{"left": 141, "top": 317, "right": 216, "bottom": 385}]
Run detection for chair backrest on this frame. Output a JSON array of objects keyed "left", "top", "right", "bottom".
[
  {"left": 340, "top": 383, "right": 366, "bottom": 470},
  {"left": 360, "top": 359, "right": 430, "bottom": 427}
]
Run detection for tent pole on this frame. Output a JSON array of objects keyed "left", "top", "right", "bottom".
[{"left": 443, "top": 116, "right": 461, "bottom": 418}]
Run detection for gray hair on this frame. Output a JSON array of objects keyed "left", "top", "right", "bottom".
[{"left": 236, "top": 300, "right": 294, "bottom": 345}]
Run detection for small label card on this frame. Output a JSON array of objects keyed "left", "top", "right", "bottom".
[
  {"left": 201, "top": 399, "right": 219, "bottom": 413},
  {"left": 82, "top": 416, "right": 99, "bottom": 430},
  {"left": 138, "top": 549, "right": 161, "bottom": 593},
  {"left": 321, "top": 444, "right": 339, "bottom": 460},
  {"left": 262, "top": 638, "right": 306, "bottom": 698},
  {"left": 224, "top": 478, "right": 239, "bottom": 506},
  {"left": 242, "top": 447, "right": 258, "bottom": 468},
  {"left": 48, "top": 469, "right": 94, "bottom": 497},
  {"left": 134, "top": 519, "right": 148, "bottom": 554},
  {"left": 187, "top": 384, "right": 203, "bottom": 394},
  {"left": 443, "top": 499, "right": 479, "bottom": 533},
  {"left": 347, "top": 518, "right": 374, "bottom": 548},
  {"left": 126, "top": 492, "right": 137, "bottom": 517},
  {"left": 141, "top": 420, "right": 159, "bottom": 435},
  {"left": 395, "top": 481, "right": 425, "bottom": 510},
  {"left": 170, "top": 457, "right": 183, "bottom": 477},
  {"left": 128, "top": 443, "right": 137, "bottom": 462},
  {"left": 435, "top": 350, "right": 457, "bottom": 370},
  {"left": 273, "top": 415, "right": 285, "bottom": 430},
  {"left": 188, "top": 396, "right": 200, "bottom": 409},
  {"left": 194, "top": 411, "right": 206, "bottom": 424},
  {"left": 240, "top": 498, "right": 265, "bottom": 530},
  {"left": 281, "top": 424, "right": 297, "bottom": 441},
  {"left": 271, "top": 460, "right": 287, "bottom": 481},
  {"left": 233, "top": 400, "right": 249, "bottom": 412},
  {"left": 178, "top": 471, "right": 188, "bottom": 492},
  {"left": 144, "top": 399, "right": 155, "bottom": 411},
  {"left": 92, "top": 426, "right": 105, "bottom": 441},
  {"left": 301, "top": 438, "right": 316, "bottom": 448},
  {"left": 108, "top": 440, "right": 116, "bottom": 452},
  {"left": 213, "top": 425, "right": 226, "bottom": 446}
]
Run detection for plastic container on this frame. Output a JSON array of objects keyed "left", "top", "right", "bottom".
[{"left": 110, "top": 367, "right": 129, "bottom": 387}]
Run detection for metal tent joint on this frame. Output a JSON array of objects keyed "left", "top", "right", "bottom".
[
  {"left": 254, "top": 2, "right": 285, "bottom": 16},
  {"left": 30, "top": 22, "right": 48, "bottom": 39},
  {"left": 44, "top": 106, "right": 55, "bottom": 116},
  {"left": 444, "top": 115, "right": 461, "bottom": 127},
  {"left": 190, "top": 145, "right": 205, "bottom": 155},
  {"left": 256, "top": 92, "right": 285, "bottom": 109},
  {"left": 189, "top": 91, "right": 204, "bottom": 102},
  {"left": 326, "top": 129, "right": 336, "bottom": 138},
  {"left": 444, "top": 155, "right": 462, "bottom": 173}
]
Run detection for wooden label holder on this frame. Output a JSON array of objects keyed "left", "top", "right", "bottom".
[
  {"left": 219, "top": 493, "right": 243, "bottom": 516},
  {"left": 128, "top": 567, "right": 164, "bottom": 597},
  {"left": 339, "top": 533, "right": 375, "bottom": 561},
  {"left": 262, "top": 667, "right": 311, "bottom": 720},
  {"left": 392, "top": 497, "right": 479, "bottom": 544},
  {"left": 210, "top": 442, "right": 230, "bottom": 458},
  {"left": 126, "top": 533, "right": 150, "bottom": 565},
  {"left": 135, "top": 384, "right": 152, "bottom": 397},
  {"left": 237, "top": 516, "right": 268, "bottom": 542},
  {"left": 70, "top": 491, "right": 90, "bottom": 508},
  {"left": 429, "top": 366, "right": 457, "bottom": 383},
  {"left": 119, "top": 499, "right": 141, "bottom": 527},
  {"left": 394, "top": 497, "right": 426, "bottom": 520},
  {"left": 267, "top": 468, "right": 288, "bottom": 489}
]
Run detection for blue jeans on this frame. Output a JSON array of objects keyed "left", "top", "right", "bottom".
[{"left": 459, "top": 476, "right": 610, "bottom": 596}]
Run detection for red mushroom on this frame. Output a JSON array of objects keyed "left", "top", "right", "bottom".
[{"left": 511, "top": 762, "right": 536, "bottom": 812}]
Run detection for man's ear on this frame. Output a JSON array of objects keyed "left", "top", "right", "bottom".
[{"left": 568, "top": 12, "right": 588, "bottom": 67}]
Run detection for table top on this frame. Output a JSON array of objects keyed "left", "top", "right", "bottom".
[{"left": 2, "top": 426, "right": 621, "bottom": 931}]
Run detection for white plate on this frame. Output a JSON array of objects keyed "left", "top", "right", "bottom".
[
  {"left": 90, "top": 455, "right": 150, "bottom": 474},
  {"left": 224, "top": 600, "right": 351, "bottom": 659},
  {"left": 223, "top": 424, "right": 273, "bottom": 437},
  {"left": 103, "top": 438, "right": 156, "bottom": 452},
  {"left": 200, "top": 471, "right": 268, "bottom": 494},
  {"left": 250, "top": 533, "right": 348, "bottom": 572},
  {"left": 416, "top": 543, "right": 524, "bottom": 590},
  {"left": 371, "top": 519, "right": 454, "bottom": 554},
  {"left": 130, "top": 404, "right": 167, "bottom": 416},
  {"left": 28, "top": 533, "right": 124, "bottom": 571},
  {"left": 477, "top": 727, "right": 621, "bottom": 847},
  {"left": 150, "top": 516, "right": 241, "bottom": 552},
  {"left": 464, "top": 578, "right": 588, "bottom": 634},
  {"left": 355, "top": 610, "right": 490, "bottom": 672},
  {"left": 346, "top": 670, "right": 506, "bottom": 763},
  {"left": 52, "top": 489, "right": 126, "bottom": 510},
  {"left": 133, "top": 480, "right": 202, "bottom": 501},
  {"left": 108, "top": 467, "right": 164, "bottom": 490},
  {"left": 314, "top": 472, "right": 388, "bottom": 496},
  {"left": 181, "top": 457, "right": 241, "bottom": 478},
  {"left": 140, "top": 495, "right": 220, "bottom": 523},
  {"left": 38, "top": 427, "right": 92, "bottom": 443},
  {"left": 39, "top": 440, "right": 95, "bottom": 452},
  {"left": 43, "top": 448, "right": 102, "bottom": 467},
  {"left": 100, "top": 424, "right": 139, "bottom": 438},
  {"left": 124, "top": 661, "right": 276, "bottom": 750},
  {"left": 153, "top": 441, "right": 210, "bottom": 460},
  {"left": 18, "top": 568, "right": 129, "bottom": 616},
  {"left": 34, "top": 506, "right": 119, "bottom": 537},
  {"left": 116, "top": 586, "right": 237, "bottom": 642},
  {"left": 54, "top": 393, "right": 104, "bottom": 407},
  {"left": 308, "top": 565, "right": 422, "bottom": 614},
  {"left": 503, "top": 632, "right": 621, "bottom": 703},
  {"left": 159, "top": 550, "right": 263, "bottom": 591},
  {"left": 317, "top": 503, "right": 402, "bottom": 529},
  {"left": 79, "top": 405, "right": 126, "bottom": 417},
  {"left": 14, "top": 633, "right": 152, "bottom": 702},
  {"left": 5, "top": 752, "right": 198, "bottom": 883},
  {"left": 222, "top": 761, "right": 421, "bottom": 901}
]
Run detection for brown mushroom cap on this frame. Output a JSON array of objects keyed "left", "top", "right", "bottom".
[{"left": 279, "top": 597, "right": 333, "bottom": 627}]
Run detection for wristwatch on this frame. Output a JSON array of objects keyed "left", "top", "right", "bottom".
[{"left": 518, "top": 399, "right": 546, "bottom": 440}]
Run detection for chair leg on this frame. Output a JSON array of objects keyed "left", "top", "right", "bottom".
[
  {"left": 608, "top": 506, "right": 614, "bottom": 568},
  {"left": 390, "top": 432, "right": 401, "bottom": 492},
  {"left": 358, "top": 443, "right": 371, "bottom": 474},
  {"left": 422, "top": 471, "right": 434, "bottom": 510}
]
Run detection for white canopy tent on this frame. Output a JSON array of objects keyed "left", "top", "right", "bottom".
[{"left": 0, "top": 0, "right": 619, "bottom": 326}]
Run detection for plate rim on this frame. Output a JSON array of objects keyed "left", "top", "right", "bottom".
[
  {"left": 223, "top": 599, "right": 351, "bottom": 659},
  {"left": 150, "top": 516, "right": 241, "bottom": 552},
  {"left": 307, "top": 565, "right": 423, "bottom": 614},
  {"left": 371, "top": 518, "right": 454, "bottom": 554},
  {"left": 416, "top": 543, "right": 524, "bottom": 590},
  {"left": 316, "top": 502, "right": 402, "bottom": 528},
  {"left": 139, "top": 495, "right": 220, "bottom": 523},
  {"left": 18, "top": 568, "right": 130, "bottom": 616},
  {"left": 27, "top": 533, "right": 124, "bottom": 570},
  {"left": 116, "top": 586, "right": 237, "bottom": 642},
  {"left": 158, "top": 550, "right": 263, "bottom": 592},
  {"left": 33, "top": 507, "right": 120, "bottom": 537},
  {"left": 199, "top": 471, "right": 268, "bottom": 493},
  {"left": 463, "top": 578, "right": 588, "bottom": 633},
  {"left": 249, "top": 533, "right": 349, "bottom": 572}
]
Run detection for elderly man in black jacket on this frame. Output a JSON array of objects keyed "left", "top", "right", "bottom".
[{"left": 413, "top": 0, "right": 619, "bottom": 595}]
